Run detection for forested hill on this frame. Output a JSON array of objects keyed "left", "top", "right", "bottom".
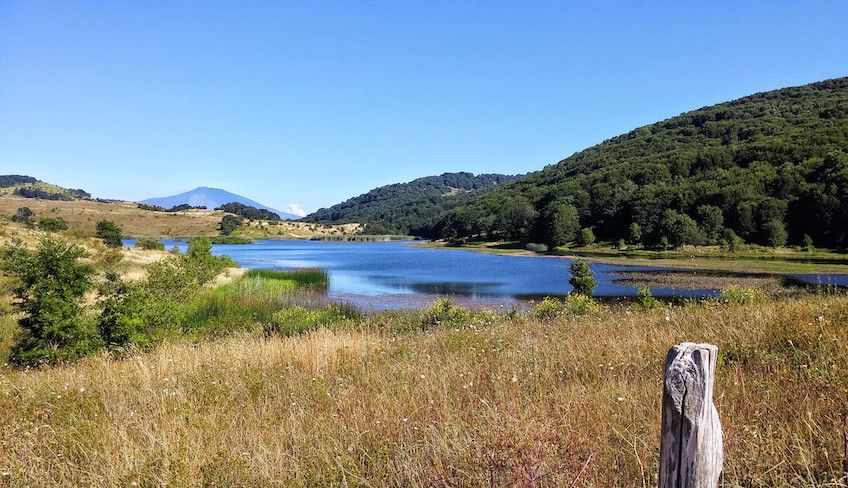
[
  {"left": 437, "top": 77, "right": 848, "bottom": 248},
  {"left": 305, "top": 172, "right": 518, "bottom": 235}
]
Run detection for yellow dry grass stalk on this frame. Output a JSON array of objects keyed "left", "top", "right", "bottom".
[{"left": 0, "top": 295, "right": 846, "bottom": 486}]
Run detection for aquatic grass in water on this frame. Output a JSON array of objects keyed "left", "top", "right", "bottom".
[{"left": 245, "top": 268, "right": 328, "bottom": 289}]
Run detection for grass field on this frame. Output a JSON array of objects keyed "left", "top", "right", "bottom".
[
  {"left": 0, "top": 196, "right": 360, "bottom": 239},
  {"left": 0, "top": 293, "right": 846, "bottom": 486}
]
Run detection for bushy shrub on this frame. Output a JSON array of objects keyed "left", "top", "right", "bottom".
[
  {"left": 219, "top": 215, "right": 242, "bottom": 236},
  {"left": 525, "top": 242, "right": 548, "bottom": 253},
  {"left": 568, "top": 260, "right": 595, "bottom": 296},
  {"left": 562, "top": 294, "right": 602, "bottom": 316},
  {"left": 37, "top": 216, "right": 68, "bottom": 232},
  {"left": 420, "top": 298, "right": 472, "bottom": 329},
  {"left": 2, "top": 238, "right": 100, "bottom": 366},
  {"left": 96, "top": 220, "right": 123, "bottom": 247},
  {"left": 10, "top": 207, "right": 34, "bottom": 226},
  {"left": 636, "top": 287, "right": 660, "bottom": 310},
  {"left": 719, "top": 286, "right": 768, "bottom": 305},
  {"left": 576, "top": 227, "right": 595, "bottom": 246},
  {"left": 533, "top": 296, "right": 564, "bottom": 320},
  {"left": 135, "top": 238, "right": 165, "bottom": 251}
]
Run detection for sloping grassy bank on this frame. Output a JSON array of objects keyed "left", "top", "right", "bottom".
[{"left": 1, "top": 293, "right": 846, "bottom": 486}]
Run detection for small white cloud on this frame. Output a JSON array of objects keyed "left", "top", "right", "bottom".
[{"left": 285, "top": 203, "right": 307, "bottom": 217}]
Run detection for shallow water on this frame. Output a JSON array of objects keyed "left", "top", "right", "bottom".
[{"left": 127, "top": 239, "right": 846, "bottom": 310}]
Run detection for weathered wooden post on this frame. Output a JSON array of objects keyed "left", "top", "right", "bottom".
[{"left": 659, "top": 342, "right": 723, "bottom": 488}]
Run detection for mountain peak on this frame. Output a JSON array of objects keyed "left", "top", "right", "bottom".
[{"left": 143, "top": 187, "right": 298, "bottom": 220}]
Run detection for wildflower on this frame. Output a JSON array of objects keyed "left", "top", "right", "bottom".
[
  {"left": 78, "top": 387, "right": 86, "bottom": 394},
  {"left": 511, "top": 374, "right": 518, "bottom": 383},
  {"left": 402, "top": 418, "right": 408, "bottom": 423},
  {"left": 616, "top": 396, "right": 624, "bottom": 402}
]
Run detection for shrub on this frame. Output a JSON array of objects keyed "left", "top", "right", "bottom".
[
  {"left": 37, "top": 216, "right": 68, "bottom": 232},
  {"left": 182, "top": 237, "right": 236, "bottom": 285},
  {"left": 576, "top": 227, "right": 595, "bottom": 246},
  {"left": 264, "top": 304, "right": 360, "bottom": 337},
  {"left": 636, "top": 287, "right": 660, "bottom": 310},
  {"left": 2, "top": 238, "right": 100, "bottom": 366},
  {"left": 10, "top": 207, "right": 34, "bottom": 226},
  {"left": 135, "top": 238, "right": 165, "bottom": 251},
  {"left": 525, "top": 242, "right": 548, "bottom": 253},
  {"left": 219, "top": 215, "right": 242, "bottom": 236},
  {"left": 568, "top": 260, "right": 595, "bottom": 296},
  {"left": 719, "top": 286, "right": 768, "bottom": 305},
  {"left": 533, "top": 296, "right": 564, "bottom": 320},
  {"left": 802, "top": 234, "right": 814, "bottom": 251},
  {"left": 721, "top": 228, "right": 743, "bottom": 252},
  {"left": 96, "top": 220, "right": 123, "bottom": 247},
  {"left": 563, "top": 293, "right": 602, "bottom": 315},
  {"left": 420, "top": 298, "right": 472, "bottom": 329}
]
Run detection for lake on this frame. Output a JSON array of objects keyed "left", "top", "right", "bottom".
[{"left": 135, "top": 239, "right": 731, "bottom": 310}]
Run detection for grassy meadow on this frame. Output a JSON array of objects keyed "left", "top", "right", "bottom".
[{"left": 1, "top": 289, "right": 847, "bottom": 486}]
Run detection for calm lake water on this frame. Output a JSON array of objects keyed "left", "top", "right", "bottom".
[{"left": 136, "top": 239, "right": 728, "bottom": 310}]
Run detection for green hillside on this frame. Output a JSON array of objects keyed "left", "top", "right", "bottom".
[
  {"left": 306, "top": 172, "right": 517, "bottom": 235},
  {"left": 0, "top": 174, "right": 91, "bottom": 201},
  {"left": 435, "top": 77, "right": 848, "bottom": 248}
]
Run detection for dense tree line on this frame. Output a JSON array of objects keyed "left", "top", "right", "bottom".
[
  {"left": 305, "top": 172, "right": 518, "bottom": 235},
  {"left": 0, "top": 175, "right": 38, "bottom": 187},
  {"left": 217, "top": 202, "right": 282, "bottom": 221},
  {"left": 437, "top": 78, "right": 848, "bottom": 249},
  {"left": 138, "top": 203, "right": 207, "bottom": 212},
  {"left": 13, "top": 186, "right": 90, "bottom": 200}
]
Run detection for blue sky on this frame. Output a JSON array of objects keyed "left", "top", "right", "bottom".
[{"left": 1, "top": 1, "right": 846, "bottom": 214}]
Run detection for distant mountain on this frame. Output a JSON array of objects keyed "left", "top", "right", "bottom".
[
  {"left": 305, "top": 172, "right": 518, "bottom": 236},
  {"left": 143, "top": 187, "right": 298, "bottom": 220}
]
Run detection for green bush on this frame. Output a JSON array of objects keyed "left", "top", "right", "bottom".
[
  {"left": 10, "top": 207, "right": 34, "bottom": 226},
  {"left": 576, "top": 227, "right": 596, "bottom": 246},
  {"left": 219, "top": 215, "right": 242, "bottom": 236},
  {"left": 264, "top": 304, "right": 360, "bottom": 337},
  {"left": 562, "top": 294, "right": 602, "bottom": 316},
  {"left": 96, "top": 220, "right": 123, "bottom": 247},
  {"left": 533, "top": 296, "right": 564, "bottom": 320},
  {"left": 135, "top": 238, "right": 165, "bottom": 251},
  {"left": 718, "top": 286, "right": 768, "bottom": 305},
  {"left": 37, "top": 216, "right": 68, "bottom": 232},
  {"left": 420, "top": 298, "right": 472, "bottom": 329},
  {"left": 568, "top": 260, "right": 596, "bottom": 296},
  {"left": 636, "top": 287, "right": 660, "bottom": 310},
  {"left": 2, "top": 238, "right": 100, "bottom": 366}
]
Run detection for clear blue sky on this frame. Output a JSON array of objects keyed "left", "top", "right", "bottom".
[{"left": 1, "top": 1, "right": 846, "bottom": 215}]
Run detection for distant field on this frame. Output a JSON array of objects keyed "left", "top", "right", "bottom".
[
  {"left": 422, "top": 241, "right": 848, "bottom": 275},
  {"left": 0, "top": 197, "right": 360, "bottom": 238}
]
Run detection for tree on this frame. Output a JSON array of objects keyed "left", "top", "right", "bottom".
[
  {"left": 627, "top": 222, "right": 642, "bottom": 244},
  {"left": 762, "top": 219, "right": 787, "bottom": 248},
  {"left": 568, "top": 260, "right": 596, "bottom": 296},
  {"left": 542, "top": 202, "right": 579, "bottom": 247},
  {"left": 720, "top": 228, "right": 743, "bottom": 252},
  {"left": 2, "top": 238, "right": 99, "bottom": 366},
  {"left": 802, "top": 234, "right": 814, "bottom": 251},
  {"left": 219, "top": 215, "right": 242, "bottom": 236},
  {"left": 38, "top": 216, "right": 68, "bottom": 232},
  {"left": 696, "top": 205, "right": 724, "bottom": 242},
  {"left": 576, "top": 227, "right": 596, "bottom": 247},
  {"left": 10, "top": 207, "right": 34, "bottom": 226},
  {"left": 96, "top": 220, "right": 123, "bottom": 247},
  {"left": 659, "top": 209, "right": 703, "bottom": 248}
]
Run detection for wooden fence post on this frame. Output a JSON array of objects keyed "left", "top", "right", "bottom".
[{"left": 659, "top": 342, "right": 723, "bottom": 488}]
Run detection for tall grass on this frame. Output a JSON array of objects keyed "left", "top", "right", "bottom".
[
  {"left": 245, "top": 268, "right": 329, "bottom": 289},
  {"left": 0, "top": 294, "right": 846, "bottom": 486}
]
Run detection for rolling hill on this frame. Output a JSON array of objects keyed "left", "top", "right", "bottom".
[
  {"left": 305, "top": 172, "right": 518, "bottom": 235},
  {"left": 0, "top": 174, "right": 91, "bottom": 201},
  {"left": 143, "top": 187, "right": 298, "bottom": 220},
  {"left": 435, "top": 77, "right": 848, "bottom": 248}
]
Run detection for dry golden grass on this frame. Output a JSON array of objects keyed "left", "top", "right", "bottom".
[
  {"left": 0, "top": 196, "right": 361, "bottom": 239},
  {"left": 0, "top": 295, "right": 846, "bottom": 486},
  {"left": 0, "top": 197, "right": 224, "bottom": 237}
]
